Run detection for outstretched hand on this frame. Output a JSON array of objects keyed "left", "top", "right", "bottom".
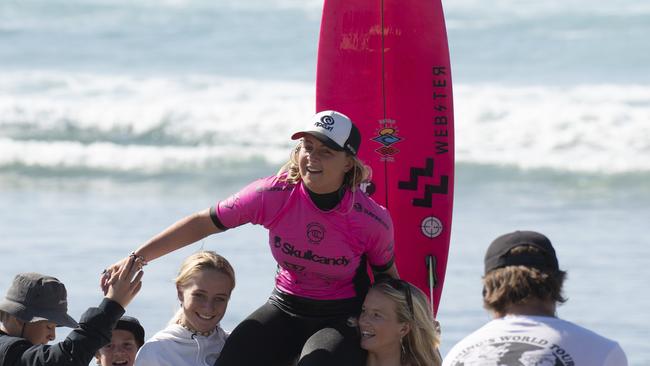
[
  {"left": 103, "top": 255, "right": 144, "bottom": 308},
  {"left": 101, "top": 254, "right": 146, "bottom": 295},
  {"left": 99, "top": 208, "right": 220, "bottom": 295}
]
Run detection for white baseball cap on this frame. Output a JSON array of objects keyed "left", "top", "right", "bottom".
[{"left": 291, "top": 110, "right": 361, "bottom": 155}]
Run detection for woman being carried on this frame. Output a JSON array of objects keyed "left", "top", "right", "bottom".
[{"left": 105, "top": 110, "right": 398, "bottom": 366}]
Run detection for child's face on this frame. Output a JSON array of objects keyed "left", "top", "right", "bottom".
[
  {"left": 23, "top": 320, "right": 57, "bottom": 345},
  {"left": 177, "top": 269, "right": 233, "bottom": 333},
  {"left": 96, "top": 329, "right": 140, "bottom": 366}
]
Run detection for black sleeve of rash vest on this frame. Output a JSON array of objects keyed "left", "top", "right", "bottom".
[{"left": 209, "top": 206, "right": 229, "bottom": 231}]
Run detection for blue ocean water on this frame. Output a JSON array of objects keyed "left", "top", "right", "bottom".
[{"left": 1, "top": 0, "right": 649, "bottom": 364}]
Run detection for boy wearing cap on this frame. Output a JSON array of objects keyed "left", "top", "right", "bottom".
[
  {"left": 443, "top": 230, "right": 628, "bottom": 366},
  {"left": 0, "top": 257, "right": 142, "bottom": 366},
  {"left": 95, "top": 316, "right": 144, "bottom": 366}
]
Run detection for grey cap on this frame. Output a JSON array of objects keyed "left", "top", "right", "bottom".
[{"left": 0, "top": 273, "right": 78, "bottom": 328}]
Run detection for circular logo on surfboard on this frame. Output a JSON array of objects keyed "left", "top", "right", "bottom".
[{"left": 421, "top": 216, "right": 443, "bottom": 238}]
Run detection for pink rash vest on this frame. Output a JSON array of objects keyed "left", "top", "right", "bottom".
[{"left": 211, "top": 174, "right": 395, "bottom": 300}]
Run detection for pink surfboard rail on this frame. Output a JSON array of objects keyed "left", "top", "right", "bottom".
[{"left": 316, "top": 0, "right": 454, "bottom": 315}]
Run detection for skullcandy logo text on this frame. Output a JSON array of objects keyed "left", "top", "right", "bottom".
[{"left": 274, "top": 236, "right": 350, "bottom": 266}]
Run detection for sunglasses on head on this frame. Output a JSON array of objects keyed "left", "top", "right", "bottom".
[{"left": 377, "top": 278, "right": 415, "bottom": 317}]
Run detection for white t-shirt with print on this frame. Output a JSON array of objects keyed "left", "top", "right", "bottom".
[{"left": 443, "top": 315, "right": 627, "bottom": 366}]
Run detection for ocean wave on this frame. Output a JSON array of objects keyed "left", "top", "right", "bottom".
[
  {"left": 1, "top": 71, "right": 649, "bottom": 175},
  {"left": 0, "top": 138, "right": 288, "bottom": 173},
  {"left": 0, "top": 71, "right": 314, "bottom": 147},
  {"left": 454, "top": 84, "right": 650, "bottom": 173}
]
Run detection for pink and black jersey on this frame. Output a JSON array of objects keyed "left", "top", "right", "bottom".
[{"left": 211, "top": 174, "right": 394, "bottom": 300}]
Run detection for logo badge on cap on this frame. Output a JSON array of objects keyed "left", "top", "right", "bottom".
[{"left": 315, "top": 115, "right": 335, "bottom": 131}]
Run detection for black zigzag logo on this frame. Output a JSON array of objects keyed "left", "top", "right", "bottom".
[
  {"left": 413, "top": 177, "right": 449, "bottom": 207},
  {"left": 398, "top": 158, "right": 434, "bottom": 190},
  {"left": 398, "top": 158, "right": 449, "bottom": 208}
]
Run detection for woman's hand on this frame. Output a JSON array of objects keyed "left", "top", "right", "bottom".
[
  {"left": 103, "top": 255, "right": 144, "bottom": 308},
  {"left": 101, "top": 254, "right": 146, "bottom": 295},
  {"left": 99, "top": 208, "right": 221, "bottom": 293}
]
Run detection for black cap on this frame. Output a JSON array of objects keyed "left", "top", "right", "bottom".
[
  {"left": 484, "top": 231, "right": 559, "bottom": 274},
  {"left": 0, "top": 273, "right": 78, "bottom": 328},
  {"left": 115, "top": 316, "right": 145, "bottom": 347}
]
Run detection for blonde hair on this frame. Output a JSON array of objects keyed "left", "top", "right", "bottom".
[
  {"left": 170, "top": 251, "right": 235, "bottom": 324},
  {"left": 482, "top": 246, "right": 567, "bottom": 315},
  {"left": 371, "top": 281, "right": 442, "bottom": 366},
  {"left": 277, "top": 140, "right": 371, "bottom": 191}
]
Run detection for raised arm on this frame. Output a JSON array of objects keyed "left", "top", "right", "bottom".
[
  {"left": 132, "top": 208, "right": 222, "bottom": 262},
  {"left": 8, "top": 257, "right": 143, "bottom": 366},
  {"left": 102, "top": 208, "right": 221, "bottom": 292}
]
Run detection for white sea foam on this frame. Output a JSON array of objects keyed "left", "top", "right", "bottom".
[
  {"left": 2, "top": 71, "right": 649, "bottom": 175},
  {"left": 1, "top": 72, "right": 311, "bottom": 138},
  {"left": 0, "top": 71, "right": 314, "bottom": 175},
  {"left": 455, "top": 84, "right": 650, "bottom": 173}
]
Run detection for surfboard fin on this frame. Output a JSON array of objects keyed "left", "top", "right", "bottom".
[{"left": 426, "top": 255, "right": 439, "bottom": 313}]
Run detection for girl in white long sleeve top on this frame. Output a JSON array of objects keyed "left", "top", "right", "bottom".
[
  {"left": 135, "top": 322, "right": 228, "bottom": 366},
  {"left": 135, "top": 251, "right": 235, "bottom": 366}
]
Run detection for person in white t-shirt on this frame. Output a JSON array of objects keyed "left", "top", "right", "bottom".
[{"left": 443, "top": 230, "right": 628, "bottom": 366}]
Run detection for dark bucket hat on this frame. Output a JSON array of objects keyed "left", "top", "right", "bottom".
[{"left": 0, "top": 273, "right": 78, "bottom": 328}]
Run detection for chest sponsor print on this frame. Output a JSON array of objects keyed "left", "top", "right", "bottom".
[
  {"left": 450, "top": 336, "right": 575, "bottom": 366},
  {"left": 306, "top": 222, "right": 326, "bottom": 244},
  {"left": 273, "top": 236, "right": 350, "bottom": 267},
  {"left": 283, "top": 261, "right": 306, "bottom": 272}
]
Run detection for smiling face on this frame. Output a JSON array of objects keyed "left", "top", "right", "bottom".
[
  {"left": 177, "top": 269, "right": 233, "bottom": 333},
  {"left": 358, "top": 288, "right": 410, "bottom": 355},
  {"left": 95, "top": 329, "right": 139, "bottom": 366},
  {"left": 22, "top": 320, "right": 57, "bottom": 345},
  {"left": 298, "top": 135, "right": 353, "bottom": 194}
]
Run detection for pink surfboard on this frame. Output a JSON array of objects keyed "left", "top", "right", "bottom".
[{"left": 316, "top": 0, "right": 454, "bottom": 314}]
